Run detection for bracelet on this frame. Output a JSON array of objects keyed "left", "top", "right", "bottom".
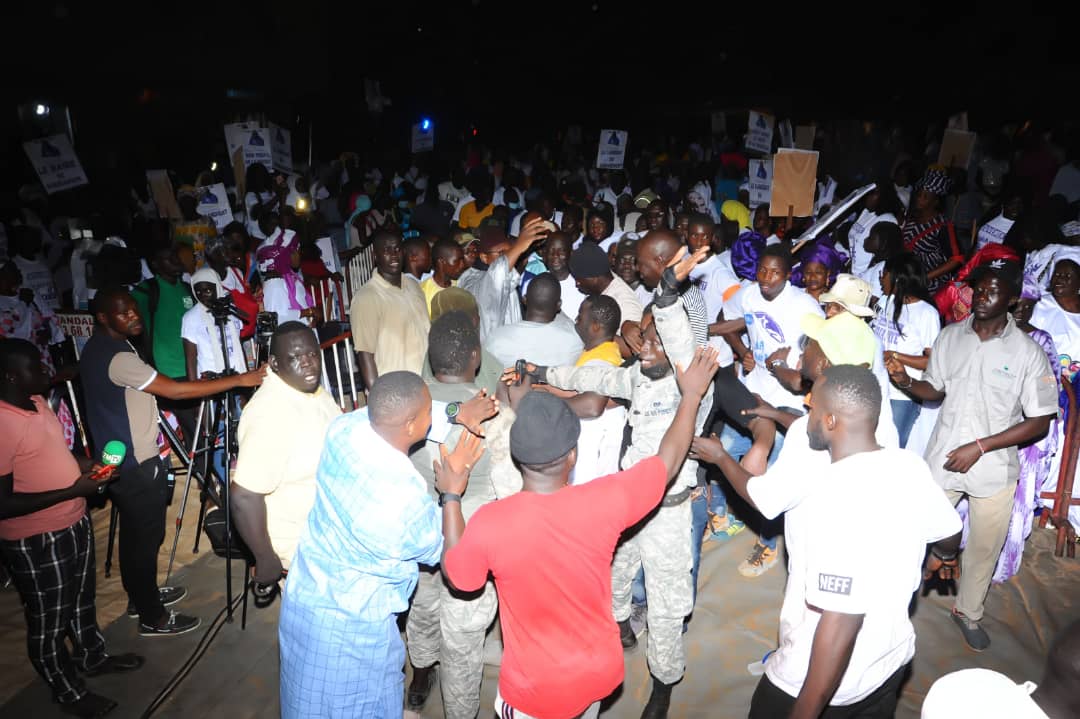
[
  {"left": 897, "top": 376, "right": 913, "bottom": 390},
  {"left": 975, "top": 438, "right": 987, "bottom": 455}
]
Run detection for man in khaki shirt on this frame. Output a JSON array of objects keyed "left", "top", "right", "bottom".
[
  {"left": 349, "top": 230, "right": 431, "bottom": 391},
  {"left": 231, "top": 322, "right": 342, "bottom": 583},
  {"left": 886, "top": 260, "right": 1057, "bottom": 652}
]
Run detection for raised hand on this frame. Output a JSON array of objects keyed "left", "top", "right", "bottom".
[
  {"left": 457, "top": 389, "right": 499, "bottom": 437},
  {"left": 665, "top": 245, "right": 710, "bottom": 284},
  {"left": 434, "top": 431, "right": 485, "bottom": 496}
]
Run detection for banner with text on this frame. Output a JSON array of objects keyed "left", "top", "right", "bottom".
[
  {"left": 748, "top": 158, "right": 773, "bottom": 209},
  {"left": 596, "top": 129, "right": 628, "bottom": 169},
  {"left": 745, "top": 111, "right": 775, "bottom": 154},
  {"left": 23, "top": 135, "right": 88, "bottom": 194}
]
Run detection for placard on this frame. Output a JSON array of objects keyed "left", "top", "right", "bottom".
[
  {"left": 745, "top": 111, "right": 775, "bottom": 154},
  {"left": 792, "top": 183, "right": 877, "bottom": 252},
  {"left": 947, "top": 112, "right": 969, "bottom": 131},
  {"left": 411, "top": 122, "right": 434, "bottom": 153},
  {"left": 224, "top": 123, "right": 273, "bottom": 172},
  {"left": 938, "top": 129, "right": 976, "bottom": 169},
  {"left": 778, "top": 119, "right": 794, "bottom": 149},
  {"left": 146, "top": 170, "right": 181, "bottom": 220},
  {"left": 596, "top": 129, "right": 628, "bottom": 169},
  {"left": 195, "top": 183, "right": 234, "bottom": 231},
  {"left": 55, "top": 311, "right": 95, "bottom": 338},
  {"left": 23, "top": 134, "right": 88, "bottom": 194},
  {"left": 770, "top": 149, "right": 819, "bottom": 218},
  {"left": 816, "top": 176, "right": 838, "bottom": 213},
  {"left": 795, "top": 125, "right": 816, "bottom": 151},
  {"left": 270, "top": 123, "right": 294, "bottom": 173},
  {"left": 748, "top": 158, "right": 773, "bottom": 210}
]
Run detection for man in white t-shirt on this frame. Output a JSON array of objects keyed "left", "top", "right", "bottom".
[
  {"left": 687, "top": 213, "right": 741, "bottom": 366},
  {"left": 692, "top": 365, "right": 961, "bottom": 718}
]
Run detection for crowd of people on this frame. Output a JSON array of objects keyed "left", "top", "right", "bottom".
[{"left": 2, "top": 117, "right": 1080, "bottom": 718}]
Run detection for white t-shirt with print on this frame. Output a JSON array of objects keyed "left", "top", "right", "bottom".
[
  {"left": 871, "top": 298, "right": 942, "bottom": 381},
  {"left": 729, "top": 282, "right": 824, "bottom": 409},
  {"left": 748, "top": 445, "right": 960, "bottom": 706},
  {"left": 975, "top": 213, "right": 1015, "bottom": 252},
  {"left": 847, "top": 210, "right": 898, "bottom": 278}
]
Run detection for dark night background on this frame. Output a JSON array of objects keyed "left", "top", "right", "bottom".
[{"left": 0, "top": 1, "right": 1075, "bottom": 202}]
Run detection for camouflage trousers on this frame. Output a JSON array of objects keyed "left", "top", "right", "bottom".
[
  {"left": 611, "top": 497, "right": 693, "bottom": 685},
  {"left": 406, "top": 565, "right": 498, "bottom": 719}
]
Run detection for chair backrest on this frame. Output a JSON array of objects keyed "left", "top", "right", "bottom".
[
  {"left": 1039, "top": 373, "right": 1080, "bottom": 557},
  {"left": 319, "top": 331, "right": 361, "bottom": 412}
]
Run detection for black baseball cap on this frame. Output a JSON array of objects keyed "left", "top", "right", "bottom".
[{"left": 509, "top": 392, "right": 581, "bottom": 465}]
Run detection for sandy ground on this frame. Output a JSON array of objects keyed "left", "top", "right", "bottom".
[{"left": 2, "top": 492, "right": 1079, "bottom": 718}]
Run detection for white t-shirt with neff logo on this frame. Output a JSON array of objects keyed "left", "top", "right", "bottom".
[
  {"left": 871, "top": 297, "right": 942, "bottom": 381},
  {"left": 748, "top": 445, "right": 960, "bottom": 706},
  {"left": 728, "top": 282, "right": 824, "bottom": 410}
]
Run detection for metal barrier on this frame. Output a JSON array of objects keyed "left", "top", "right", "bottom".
[
  {"left": 307, "top": 277, "right": 347, "bottom": 323},
  {"left": 344, "top": 245, "right": 375, "bottom": 306},
  {"left": 1040, "top": 374, "right": 1079, "bottom": 557},
  {"left": 319, "top": 331, "right": 361, "bottom": 412}
]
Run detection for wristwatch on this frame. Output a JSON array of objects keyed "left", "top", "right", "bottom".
[
  {"left": 438, "top": 492, "right": 462, "bottom": 507},
  {"left": 445, "top": 402, "right": 461, "bottom": 423},
  {"left": 769, "top": 359, "right": 788, "bottom": 370}
]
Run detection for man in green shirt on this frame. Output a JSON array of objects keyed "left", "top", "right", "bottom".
[{"left": 132, "top": 247, "right": 195, "bottom": 380}]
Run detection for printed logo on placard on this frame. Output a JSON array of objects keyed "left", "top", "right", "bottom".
[{"left": 818, "top": 573, "right": 853, "bottom": 595}]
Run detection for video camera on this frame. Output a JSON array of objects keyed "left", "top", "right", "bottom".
[{"left": 208, "top": 295, "right": 249, "bottom": 323}]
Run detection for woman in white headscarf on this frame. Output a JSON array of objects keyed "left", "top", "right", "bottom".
[{"left": 180, "top": 267, "right": 248, "bottom": 380}]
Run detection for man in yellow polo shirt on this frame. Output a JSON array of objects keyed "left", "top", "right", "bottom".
[
  {"left": 231, "top": 322, "right": 342, "bottom": 583},
  {"left": 420, "top": 239, "right": 467, "bottom": 316},
  {"left": 570, "top": 295, "right": 626, "bottom": 483}
]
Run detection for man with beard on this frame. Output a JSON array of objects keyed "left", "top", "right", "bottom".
[{"left": 693, "top": 365, "right": 961, "bottom": 718}]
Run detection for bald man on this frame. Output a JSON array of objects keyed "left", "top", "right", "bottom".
[
  {"left": 485, "top": 272, "right": 584, "bottom": 368},
  {"left": 279, "top": 371, "right": 482, "bottom": 718}
]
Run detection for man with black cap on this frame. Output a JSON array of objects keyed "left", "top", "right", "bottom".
[
  {"left": 885, "top": 258, "right": 1057, "bottom": 651},
  {"left": 571, "top": 240, "right": 643, "bottom": 356},
  {"left": 517, "top": 246, "right": 710, "bottom": 717},
  {"left": 441, "top": 345, "right": 720, "bottom": 719}
]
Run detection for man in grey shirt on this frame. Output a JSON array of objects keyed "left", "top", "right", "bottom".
[
  {"left": 485, "top": 272, "right": 583, "bottom": 368},
  {"left": 885, "top": 259, "right": 1057, "bottom": 651}
]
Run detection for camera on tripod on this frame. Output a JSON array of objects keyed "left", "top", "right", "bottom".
[
  {"left": 255, "top": 311, "right": 277, "bottom": 345},
  {"left": 209, "top": 295, "right": 243, "bottom": 322}
]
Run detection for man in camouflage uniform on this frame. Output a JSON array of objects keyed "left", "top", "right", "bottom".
[
  {"left": 534, "top": 247, "right": 711, "bottom": 716},
  {"left": 404, "top": 311, "right": 519, "bottom": 718}
]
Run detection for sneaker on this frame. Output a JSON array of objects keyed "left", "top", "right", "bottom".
[
  {"left": 738, "top": 542, "right": 778, "bottom": 577},
  {"left": 629, "top": 602, "right": 648, "bottom": 637},
  {"left": 138, "top": 611, "right": 201, "bottom": 637},
  {"left": 708, "top": 514, "right": 746, "bottom": 543},
  {"left": 617, "top": 618, "right": 638, "bottom": 650},
  {"left": 950, "top": 609, "right": 990, "bottom": 651},
  {"left": 127, "top": 586, "right": 187, "bottom": 618}
]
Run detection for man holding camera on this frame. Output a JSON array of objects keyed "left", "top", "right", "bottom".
[
  {"left": 80, "top": 287, "right": 265, "bottom": 637},
  {"left": 231, "top": 321, "right": 342, "bottom": 585}
]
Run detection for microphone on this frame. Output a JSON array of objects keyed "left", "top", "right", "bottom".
[{"left": 90, "top": 441, "right": 127, "bottom": 480}]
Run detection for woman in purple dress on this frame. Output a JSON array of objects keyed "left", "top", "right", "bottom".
[{"left": 957, "top": 274, "right": 1060, "bottom": 581}]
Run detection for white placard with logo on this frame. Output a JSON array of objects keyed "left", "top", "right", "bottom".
[
  {"left": 411, "top": 123, "right": 434, "bottom": 153},
  {"left": 23, "top": 134, "right": 88, "bottom": 194},
  {"left": 224, "top": 123, "right": 272, "bottom": 171},
  {"left": 748, "top": 158, "right": 773, "bottom": 209},
  {"left": 270, "top": 123, "right": 294, "bottom": 173},
  {"left": 195, "top": 183, "right": 234, "bottom": 231},
  {"left": 746, "top": 111, "right": 775, "bottom": 155},
  {"left": 596, "top": 129, "right": 628, "bottom": 170},
  {"left": 56, "top": 311, "right": 95, "bottom": 338}
]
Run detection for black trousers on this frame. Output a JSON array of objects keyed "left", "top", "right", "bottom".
[
  {"left": 748, "top": 664, "right": 907, "bottom": 719},
  {"left": 109, "top": 456, "right": 168, "bottom": 624},
  {"left": 0, "top": 515, "right": 106, "bottom": 703}
]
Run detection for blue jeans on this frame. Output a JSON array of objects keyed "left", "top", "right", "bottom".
[
  {"left": 891, "top": 399, "right": 920, "bottom": 449},
  {"left": 714, "top": 423, "right": 785, "bottom": 550}
]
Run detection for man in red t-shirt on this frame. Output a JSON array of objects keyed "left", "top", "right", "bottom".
[
  {"left": 437, "top": 346, "right": 719, "bottom": 719},
  {"left": 0, "top": 338, "right": 145, "bottom": 718}
]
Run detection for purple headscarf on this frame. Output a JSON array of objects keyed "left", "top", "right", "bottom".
[
  {"left": 731, "top": 232, "right": 766, "bottom": 281},
  {"left": 256, "top": 229, "right": 311, "bottom": 311},
  {"left": 792, "top": 241, "right": 849, "bottom": 288},
  {"left": 1021, "top": 272, "right": 1042, "bottom": 302}
]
